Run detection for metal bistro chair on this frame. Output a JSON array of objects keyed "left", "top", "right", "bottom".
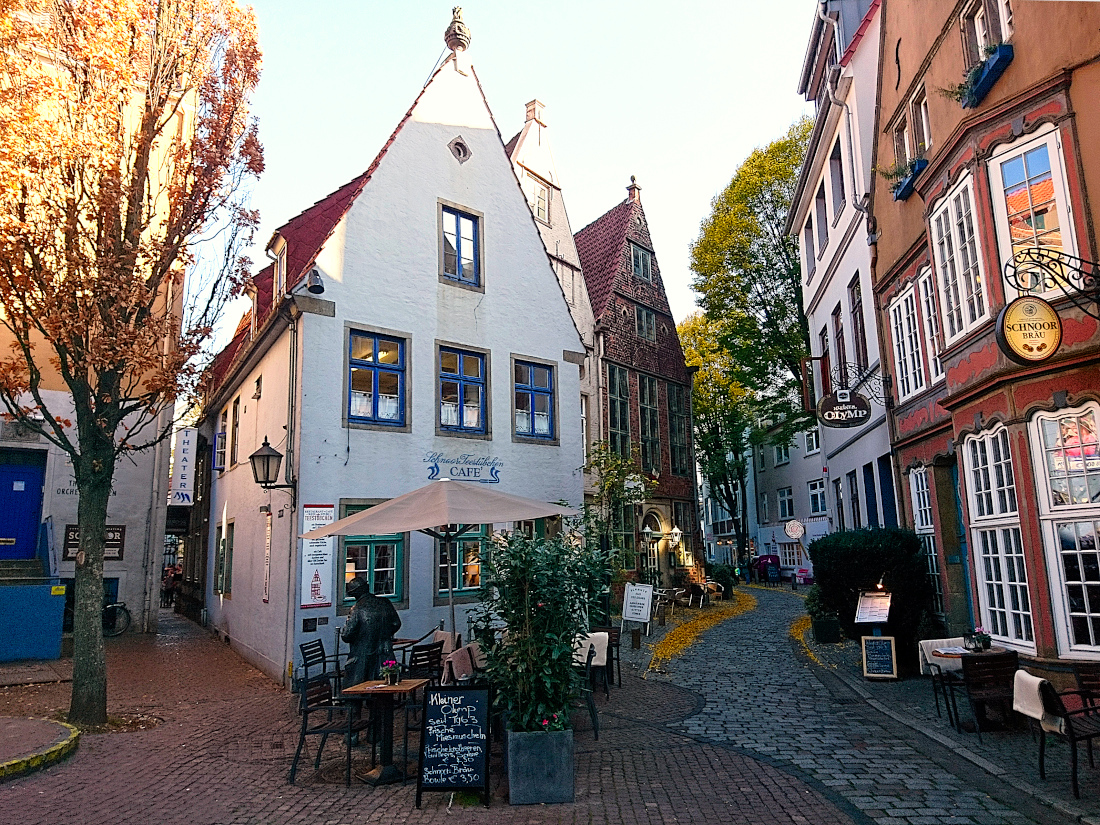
[
  {"left": 1015, "top": 669, "right": 1100, "bottom": 799},
  {"left": 290, "top": 641, "right": 373, "bottom": 786},
  {"left": 918, "top": 637, "right": 966, "bottom": 728},
  {"left": 592, "top": 626, "right": 621, "bottom": 688}
]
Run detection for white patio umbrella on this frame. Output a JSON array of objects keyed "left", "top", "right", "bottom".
[{"left": 300, "top": 478, "right": 580, "bottom": 633}]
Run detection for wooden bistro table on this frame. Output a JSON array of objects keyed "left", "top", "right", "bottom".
[
  {"left": 342, "top": 677, "right": 428, "bottom": 786},
  {"left": 930, "top": 646, "right": 1009, "bottom": 733}
]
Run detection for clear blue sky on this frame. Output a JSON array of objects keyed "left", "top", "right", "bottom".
[{"left": 238, "top": 1, "right": 814, "bottom": 331}]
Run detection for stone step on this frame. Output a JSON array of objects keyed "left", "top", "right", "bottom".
[{"left": 0, "top": 559, "right": 47, "bottom": 585}]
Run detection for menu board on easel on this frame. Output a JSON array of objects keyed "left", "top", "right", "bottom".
[
  {"left": 861, "top": 636, "right": 898, "bottom": 680},
  {"left": 854, "top": 591, "right": 892, "bottom": 624},
  {"left": 416, "top": 686, "right": 491, "bottom": 808}
]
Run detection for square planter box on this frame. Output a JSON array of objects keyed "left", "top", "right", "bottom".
[
  {"left": 892, "top": 158, "right": 929, "bottom": 202},
  {"left": 506, "top": 729, "right": 574, "bottom": 804},
  {"left": 812, "top": 618, "right": 842, "bottom": 644}
]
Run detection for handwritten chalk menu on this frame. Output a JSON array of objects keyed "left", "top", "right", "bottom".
[
  {"left": 861, "top": 636, "right": 898, "bottom": 680},
  {"left": 416, "top": 686, "right": 490, "bottom": 808},
  {"left": 854, "top": 591, "right": 892, "bottom": 624},
  {"left": 622, "top": 582, "right": 654, "bottom": 624}
]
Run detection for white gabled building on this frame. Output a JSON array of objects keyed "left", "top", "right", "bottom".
[
  {"left": 193, "top": 12, "right": 585, "bottom": 685},
  {"left": 788, "top": 1, "right": 899, "bottom": 545}
]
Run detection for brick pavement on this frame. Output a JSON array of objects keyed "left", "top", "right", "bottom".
[
  {"left": 652, "top": 586, "right": 1093, "bottom": 825},
  {"left": 0, "top": 609, "right": 859, "bottom": 825}
]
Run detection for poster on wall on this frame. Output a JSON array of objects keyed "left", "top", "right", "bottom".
[
  {"left": 301, "top": 505, "right": 334, "bottom": 609},
  {"left": 263, "top": 512, "right": 272, "bottom": 604}
]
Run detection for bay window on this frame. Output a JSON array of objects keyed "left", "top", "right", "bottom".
[{"left": 932, "top": 174, "right": 988, "bottom": 343}]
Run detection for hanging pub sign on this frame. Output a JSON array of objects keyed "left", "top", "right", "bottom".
[
  {"left": 996, "top": 295, "right": 1063, "bottom": 365},
  {"left": 817, "top": 389, "right": 872, "bottom": 428}
]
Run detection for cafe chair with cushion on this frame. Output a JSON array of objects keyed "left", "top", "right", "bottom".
[
  {"left": 918, "top": 637, "right": 966, "bottom": 727},
  {"left": 591, "top": 626, "right": 621, "bottom": 688},
  {"left": 1014, "top": 669, "right": 1100, "bottom": 798},
  {"left": 960, "top": 649, "right": 1019, "bottom": 744},
  {"left": 442, "top": 645, "right": 475, "bottom": 686},
  {"left": 432, "top": 629, "right": 461, "bottom": 656},
  {"left": 571, "top": 643, "right": 599, "bottom": 740},
  {"left": 290, "top": 645, "right": 373, "bottom": 786}
]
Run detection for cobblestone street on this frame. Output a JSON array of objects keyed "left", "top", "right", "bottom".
[{"left": 2, "top": 591, "right": 1099, "bottom": 824}]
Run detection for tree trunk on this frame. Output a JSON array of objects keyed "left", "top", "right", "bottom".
[{"left": 68, "top": 446, "right": 115, "bottom": 726}]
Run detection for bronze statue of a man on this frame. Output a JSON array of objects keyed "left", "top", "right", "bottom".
[{"left": 340, "top": 577, "right": 402, "bottom": 686}]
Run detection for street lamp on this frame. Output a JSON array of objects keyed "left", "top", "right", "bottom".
[{"left": 249, "top": 436, "right": 296, "bottom": 503}]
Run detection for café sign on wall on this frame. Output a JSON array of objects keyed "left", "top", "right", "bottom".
[
  {"left": 996, "top": 295, "right": 1063, "bottom": 364},
  {"left": 817, "top": 389, "right": 872, "bottom": 429}
]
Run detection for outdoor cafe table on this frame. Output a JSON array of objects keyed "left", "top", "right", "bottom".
[{"left": 342, "top": 677, "right": 428, "bottom": 785}]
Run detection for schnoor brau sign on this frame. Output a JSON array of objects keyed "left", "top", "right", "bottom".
[{"left": 817, "top": 389, "right": 872, "bottom": 429}]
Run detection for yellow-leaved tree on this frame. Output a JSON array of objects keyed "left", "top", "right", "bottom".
[{"left": 0, "top": 0, "right": 262, "bottom": 725}]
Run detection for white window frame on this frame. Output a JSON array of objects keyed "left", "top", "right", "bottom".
[
  {"left": 759, "top": 492, "right": 769, "bottom": 524},
  {"left": 528, "top": 174, "right": 550, "bottom": 224},
  {"left": 889, "top": 284, "right": 927, "bottom": 402},
  {"left": 987, "top": 125, "right": 1078, "bottom": 299},
  {"left": 909, "top": 466, "right": 944, "bottom": 617},
  {"left": 778, "top": 487, "right": 794, "bottom": 520},
  {"left": 917, "top": 267, "right": 945, "bottom": 384},
  {"left": 931, "top": 173, "right": 988, "bottom": 344},
  {"left": 774, "top": 444, "right": 790, "bottom": 466},
  {"left": 964, "top": 425, "right": 1034, "bottom": 649},
  {"left": 808, "top": 479, "right": 827, "bottom": 515},
  {"left": 912, "top": 88, "right": 931, "bottom": 157},
  {"left": 805, "top": 428, "right": 820, "bottom": 455},
  {"left": 1029, "top": 402, "right": 1100, "bottom": 656}
]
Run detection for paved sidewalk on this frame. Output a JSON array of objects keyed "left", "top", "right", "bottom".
[{"left": 0, "top": 609, "right": 858, "bottom": 825}]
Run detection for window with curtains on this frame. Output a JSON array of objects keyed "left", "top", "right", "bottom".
[
  {"left": 348, "top": 331, "right": 405, "bottom": 426},
  {"left": 513, "top": 360, "right": 554, "bottom": 439},
  {"left": 439, "top": 348, "right": 486, "bottom": 434},
  {"left": 965, "top": 426, "right": 1032, "bottom": 644}
]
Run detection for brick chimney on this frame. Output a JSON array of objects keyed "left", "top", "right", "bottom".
[{"left": 627, "top": 175, "right": 641, "bottom": 203}]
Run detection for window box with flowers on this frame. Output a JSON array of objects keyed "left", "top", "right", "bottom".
[
  {"left": 942, "top": 44, "right": 1014, "bottom": 110},
  {"left": 879, "top": 157, "right": 929, "bottom": 202}
]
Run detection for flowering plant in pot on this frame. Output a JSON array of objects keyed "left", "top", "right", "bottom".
[
  {"left": 473, "top": 529, "right": 605, "bottom": 804},
  {"left": 380, "top": 659, "right": 401, "bottom": 685}
]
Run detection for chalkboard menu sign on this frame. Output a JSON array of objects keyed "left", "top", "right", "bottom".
[
  {"left": 416, "top": 686, "right": 491, "bottom": 808},
  {"left": 765, "top": 564, "right": 781, "bottom": 584},
  {"left": 861, "top": 636, "right": 898, "bottom": 680}
]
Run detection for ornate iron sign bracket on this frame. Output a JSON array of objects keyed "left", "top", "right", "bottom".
[{"left": 1003, "top": 247, "right": 1100, "bottom": 320}]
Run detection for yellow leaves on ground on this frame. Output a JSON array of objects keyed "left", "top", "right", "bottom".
[{"left": 646, "top": 590, "right": 756, "bottom": 676}]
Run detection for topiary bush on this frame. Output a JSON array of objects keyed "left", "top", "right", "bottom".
[
  {"left": 807, "top": 528, "right": 933, "bottom": 672},
  {"left": 708, "top": 563, "right": 735, "bottom": 596}
]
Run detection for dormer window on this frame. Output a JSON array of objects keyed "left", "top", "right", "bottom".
[
  {"left": 528, "top": 174, "right": 550, "bottom": 223},
  {"left": 631, "top": 243, "right": 652, "bottom": 282},
  {"left": 269, "top": 235, "right": 287, "bottom": 307}
]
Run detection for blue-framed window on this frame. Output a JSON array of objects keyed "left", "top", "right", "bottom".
[
  {"left": 442, "top": 206, "right": 479, "bottom": 286},
  {"left": 514, "top": 361, "right": 554, "bottom": 438},
  {"left": 440, "top": 348, "right": 485, "bottom": 433},
  {"left": 348, "top": 332, "right": 405, "bottom": 425},
  {"left": 439, "top": 526, "right": 485, "bottom": 594},
  {"left": 344, "top": 535, "right": 403, "bottom": 601}
]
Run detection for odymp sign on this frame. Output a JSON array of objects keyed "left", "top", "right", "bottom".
[{"left": 817, "top": 389, "right": 872, "bottom": 428}]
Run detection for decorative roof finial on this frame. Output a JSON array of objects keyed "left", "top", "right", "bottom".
[
  {"left": 445, "top": 7, "right": 471, "bottom": 52},
  {"left": 627, "top": 176, "right": 641, "bottom": 203}
]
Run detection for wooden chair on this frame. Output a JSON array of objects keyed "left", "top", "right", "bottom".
[
  {"left": 405, "top": 640, "right": 445, "bottom": 685},
  {"left": 299, "top": 638, "right": 342, "bottom": 693},
  {"left": 960, "top": 649, "right": 1019, "bottom": 744},
  {"left": 290, "top": 643, "right": 373, "bottom": 786},
  {"left": 1074, "top": 662, "right": 1100, "bottom": 706},
  {"left": 1015, "top": 669, "right": 1100, "bottom": 798},
  {"left": 573, "top": 644, "right": 599, "bottom": 740}
]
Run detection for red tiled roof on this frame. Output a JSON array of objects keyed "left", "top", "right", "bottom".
[
  {"left": 840, "top": 0, "right": 881, "bottom": 67},
  {"left": 207, "top": 61, "right": 450, "bottom": 399},
  {"left": 574, "top": 199, "right": 635, "bottom": 317}
]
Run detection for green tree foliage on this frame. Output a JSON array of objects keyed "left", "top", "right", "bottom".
[
  {"left": 690, "top": 117, "right": 813, "bottom": 445},
  {"left": 678, "top": 312, "right": 753, "bottom": 565},
  {"left": 582, "top": 441, "right": 655, "bottom": 574}
]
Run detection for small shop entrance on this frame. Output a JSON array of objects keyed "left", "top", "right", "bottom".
[{"left": 0, "top": 449, "right": 47, "bottom": 560}]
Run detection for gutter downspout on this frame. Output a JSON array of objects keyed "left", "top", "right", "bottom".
[
  {"left": 818, "top": 1, "right": 870, "bottom": 222},
  {"left": 282, "top": 306, "right": 300, "bottom": 688}
]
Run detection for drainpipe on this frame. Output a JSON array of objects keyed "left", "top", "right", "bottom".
[
  {"left": 818, "top": 1, "right": 870, "bottom": 222},
  {"left": 282, "top": 305, "right": 300, "bottom": 687}
]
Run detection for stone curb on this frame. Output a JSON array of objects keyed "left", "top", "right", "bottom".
[{"left": 0, "top": 719, "right": 80, "bottom": 782}]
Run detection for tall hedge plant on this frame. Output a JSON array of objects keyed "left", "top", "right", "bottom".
[
  {"left": 808, "top": 528, "right": 932, "bottom": 667},
  {"left": 474, "top": 531, "right": 605, "bottom": 732}
]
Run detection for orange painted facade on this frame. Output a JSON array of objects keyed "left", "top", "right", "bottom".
[{"left": 872, "top": 0, "right": 1100, "bottom": 666}]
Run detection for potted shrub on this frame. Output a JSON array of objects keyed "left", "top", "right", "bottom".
[
  {"left": 474, "top": 530, "right": 605, "bottom": 805},
  {"left": 877, "top": 156, "right": 929, "bottom": 201},
  {"left": 940, "top": 43, "right": 1014, "bottom": 109},
  {"left": 804, "top": 584, "right": 841, "bottom": 644}
]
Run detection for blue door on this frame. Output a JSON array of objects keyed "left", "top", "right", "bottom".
[{"left": 0, "top": 463, "right": 45, "bottom": 560}]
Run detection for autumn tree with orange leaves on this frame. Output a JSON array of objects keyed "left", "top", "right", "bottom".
[{"left": 0, "top": 0, "right": 262, "bottom": 725}]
